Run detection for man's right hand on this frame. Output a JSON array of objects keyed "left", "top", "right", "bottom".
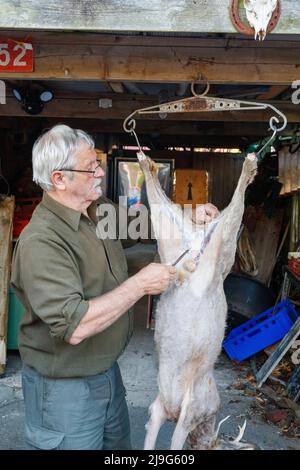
[
  {"left": 69, "top": 263, "right": 176, "bottom": 344},
  {"left": 133, "top": 263, "right": 177, "bottom": 296}
]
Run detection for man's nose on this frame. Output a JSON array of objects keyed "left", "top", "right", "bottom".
[{"left": 96, "top": 166, "right": 105, "bottom": 177}]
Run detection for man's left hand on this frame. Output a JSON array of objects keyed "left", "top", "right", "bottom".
[{"left": 192, "top": 203, "right": 219, "bottom": 225}]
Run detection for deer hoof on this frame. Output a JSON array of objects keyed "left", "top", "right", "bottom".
[
  {"left": 177, "top": 270, "right": 187, "bottom": 284},
  {"left": 183, "top": 259, "right": 197, "bottom": 272},
  {"left": 243, "top": 154, "right": 258, "bottom": 183}
]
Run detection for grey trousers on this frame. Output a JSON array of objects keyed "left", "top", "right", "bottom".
[{"left": 22, "top": 362, "right": 132, "bottom": 450}]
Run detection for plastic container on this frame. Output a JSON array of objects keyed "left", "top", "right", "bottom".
[
  {"left": 14, "top": 197, "right": 41, "bottom": 218},
  {"left": 223, "top": 299, "right": 299, "bottom": 361},
  {"left": 288, "top": 257, "right": 300, "bottom": 278},
  {"left": 13, "top": 197, "right": 41, "bottom": 239},
  {"left": 7, "top": 288, "right": 25, "bottom": 350},
  {"left": 13, "top": 217, "right": 30, "bottom": 238}
]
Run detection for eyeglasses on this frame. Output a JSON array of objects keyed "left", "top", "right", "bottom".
[{"left": 56, "top": 162, "right": 102, "bottom": 177}]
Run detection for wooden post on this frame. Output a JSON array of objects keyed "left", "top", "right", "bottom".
[{"left": 0, "top": 195, "right": 14, "bottom": 375}]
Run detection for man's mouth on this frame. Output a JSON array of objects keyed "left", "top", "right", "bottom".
[{"left": 93, "top": 178, "right": 102, "bottom": 195}]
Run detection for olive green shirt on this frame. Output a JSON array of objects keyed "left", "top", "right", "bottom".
[{"left": 11, "top": 192, "right": 134, "bottom": 378}]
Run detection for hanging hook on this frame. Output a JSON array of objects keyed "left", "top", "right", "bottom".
[
  {"left": 191, "top": 75, "right": 210, "bottom": 98},
  {"left": 131, "top": 129, "right": 143, "bottom": 153},
  {"left": 123, "top": 109, "right": 137, "bottom": 134},
  {"left": 255, "top": 104, "right": 288, "bottom": 159},
  {"left": 267, "top": 103, "right": 287, "bottom": 133},
  {"left": 256, "top": 126, "right": 277, "bottom": 159},
  {"left": 123, "top": 109, "right": 143, "bottom": 152}
]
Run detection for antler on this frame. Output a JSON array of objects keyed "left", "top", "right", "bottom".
[{"left": 233, "top": 419, "right": 247, "bottom": 443}]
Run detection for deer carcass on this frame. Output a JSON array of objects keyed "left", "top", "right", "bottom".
[{"left": 137, "top": 152, "right": 257, "bottom": 450}]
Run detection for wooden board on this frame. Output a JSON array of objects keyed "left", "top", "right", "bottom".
[
  {"left": 0, "top": 96, "right": 299, "bottom": 123},
  {"left": 279, "top": 147, "right": 300, "bottom": 196},
  {"left": 243, "top": 206, "right": 283, "bottom": 284},
  {"left": 0, "top": 31, "right": 300, "bottom": 83},
  {"left": 0, "top": 1, "right": 300, "bottom": 34},
  {"left": 192, "top": 153, "right": 244, "bottom": 209},
  {"left": 0, "top": 196, "right": 14, "bottom": 374}
]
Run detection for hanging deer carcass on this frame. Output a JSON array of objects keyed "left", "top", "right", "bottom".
[{"left": 137, "top": 151, "right": 257, "bottom": 450}]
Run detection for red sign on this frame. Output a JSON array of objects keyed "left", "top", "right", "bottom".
[{"left": 0, "top": 38, "right": 33, "bottom": 72}]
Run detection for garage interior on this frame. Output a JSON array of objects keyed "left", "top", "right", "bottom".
[
  {"left": 1, "top": 28, "right": 300, "bottom": 449},
  {"left": 1, "top": 32, "right": 299, "bottom": 283}
]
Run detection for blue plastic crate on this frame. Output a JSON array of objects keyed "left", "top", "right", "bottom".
[{"left": 223, "top": 299, "right": 299, "bottom": 361}]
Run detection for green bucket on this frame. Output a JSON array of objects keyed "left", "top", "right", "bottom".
[{"left": 7, "top": 288, "right": 25, "bottom": 350}]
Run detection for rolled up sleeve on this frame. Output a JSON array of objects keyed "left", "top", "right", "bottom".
[{"left": 19, "top": 235, "right": 89, "bottom": 342}]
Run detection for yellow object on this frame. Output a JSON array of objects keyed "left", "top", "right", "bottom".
[{"left": 173, "top": 169, "right": 208, "bottom": 208}]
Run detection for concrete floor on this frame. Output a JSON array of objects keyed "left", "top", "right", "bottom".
[
  {"left": 121, "top": 295, "right": 300, "bottom": 450},
  {"left": 1, "top": 243, "right": 300, "bottom": 450}
]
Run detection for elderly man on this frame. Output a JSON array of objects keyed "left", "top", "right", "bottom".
[
  {"left": 11, "top": 124, "right": 178, "bottom": 451},
  {"left": 11, "top": 124, "right": 218, "bottom": 450}
]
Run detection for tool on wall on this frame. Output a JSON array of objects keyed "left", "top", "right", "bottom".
[
  {"left": 123, "top": 81, "right": 287, "bottom": 160},
  {"left": 289, "top": 124, "right": 300, "bottom": 154}
]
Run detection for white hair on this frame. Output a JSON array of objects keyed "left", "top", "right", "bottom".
[{"left": 32, "top": 124, "right": 95, "bottom": 191}]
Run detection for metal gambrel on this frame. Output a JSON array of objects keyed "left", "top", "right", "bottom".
[{"left": 123, "top": 82, "right": 288, "bottom": 157}]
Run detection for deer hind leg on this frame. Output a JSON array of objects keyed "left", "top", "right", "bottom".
[
  {"left": 171, "top": 372, "right": 220, "bottom": 450},
  {"left": 186, "top": 415, "right": 217, "bottom": 450},
  {"left": 170, "top": 387, "right": 193, "bottom": 450},
  {"left": 144, "top": 394, "right": 168, "bottom": 450}
]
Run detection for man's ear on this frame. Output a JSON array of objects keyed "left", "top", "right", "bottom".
[{"left": 51, "top": 170, "right": 66, "bottom": 190}]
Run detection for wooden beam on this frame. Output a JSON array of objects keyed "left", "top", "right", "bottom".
[
  {"left": 3, "top": 31, "right": 300, "bottom": 49},
  {"left": 0, "top": 117, "right": 261, "bottom": 147},
  {"left": 0, "top": 1, "right": 300, "bottom": 34},
  {"left": 0, "top": 95, "right": 298, "bottom": 123},
  {"left": 0, "top": 31, "right": 299, "bottom": 84},
  {"left": 111, "top": 121, "right": 278, "bottom": 136},
  {"left": 0, "top": 116, "right": 288, "bottom": 140},
  {"left": 118, "top": 134, "right": 257, "bottom": 149}
]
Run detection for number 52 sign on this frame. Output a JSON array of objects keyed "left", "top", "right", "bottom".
[{"left": 0, "top": 38, "right": 33, "bottom": 72}]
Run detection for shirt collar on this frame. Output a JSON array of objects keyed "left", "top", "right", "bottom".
[{"left": 41, "top": 192, "right": 98, "bottom": 231}]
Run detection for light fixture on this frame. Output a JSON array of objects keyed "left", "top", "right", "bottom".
[
  {"left": 40, "top": 90, "right": 53, "bottom": 103},
  {"left": 12, "top": 85, "right": 54, "bottom": 115},
  {"left": 98, "top": 98, "right": 112, "bottom": 109}
]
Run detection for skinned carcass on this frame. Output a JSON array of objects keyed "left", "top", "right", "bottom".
[{"left": 137, "top": 151, "right": 258, "bottom": 450}]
